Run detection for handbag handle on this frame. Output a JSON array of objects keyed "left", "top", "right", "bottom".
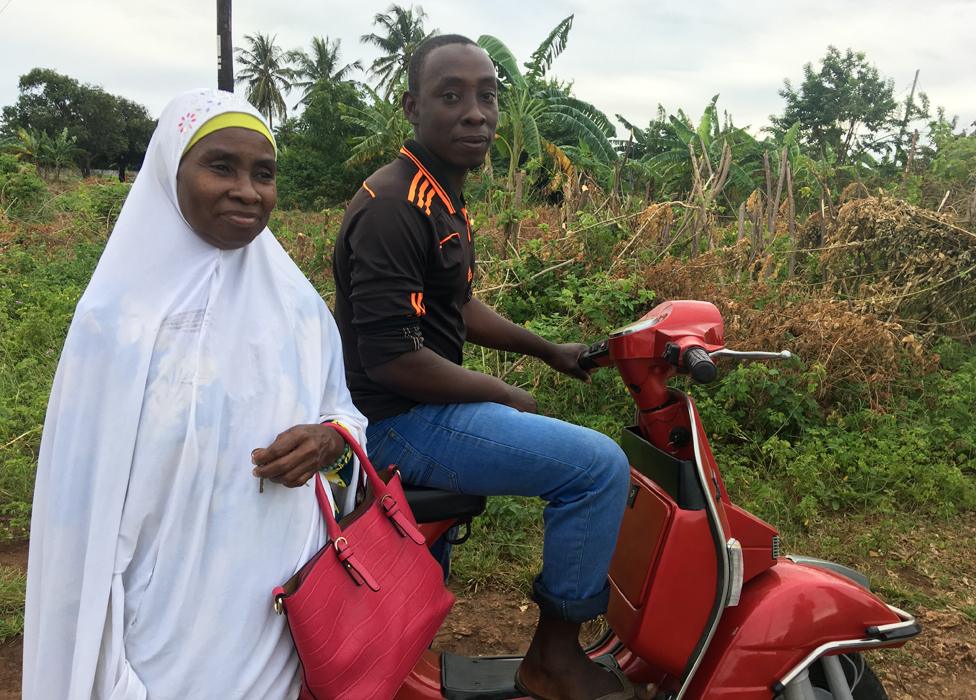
[{"left": 314, "top": 422, "right": 424, "bottom": 547}]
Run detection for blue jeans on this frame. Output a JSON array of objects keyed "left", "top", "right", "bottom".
[{"left": 365, "top": 402, "right": 630, "bottom": 624}]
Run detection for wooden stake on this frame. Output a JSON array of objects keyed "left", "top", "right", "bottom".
[
  {"left": 819, "top": 198, "right": 827, "bottom": 246},
  {"left": 937, "top": 189, "right": 951, "bottom": 213},
  {"left": 769, "top": 146, "right": 788, "bottom": 235},
  {"left": 763, "top": 151, "right": 773, "bottom": 236},
  {"left": 786, "top": 162, "right": 797, "bottom": 276},
  {"left": 751, "top": 197, "right": 762, "bottom": 262},
  {"left": 903, "top": 129, "right": 919, "bottom": 177}
]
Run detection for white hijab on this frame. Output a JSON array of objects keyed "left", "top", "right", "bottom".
[{"left": 23, "top": 89, "right": 366, "bottom": 700}]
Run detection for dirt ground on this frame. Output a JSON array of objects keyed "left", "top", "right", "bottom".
[{"left": 2, "top": 537, "right": 974, "bottom": 699}]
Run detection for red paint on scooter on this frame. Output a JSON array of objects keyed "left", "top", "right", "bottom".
[{"left": 687, "top": 560, "right": 905, "bottom": 699}]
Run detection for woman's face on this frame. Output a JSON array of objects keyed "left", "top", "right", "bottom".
[{"left": 176, "top": 127, "right": 277, "bottom": 249}]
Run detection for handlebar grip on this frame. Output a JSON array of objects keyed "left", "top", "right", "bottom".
[
  {"left": 578, "top": 339, "right": 609, "bottom": 371},
  {"left": 684, "top": 346, "right": 717, "bottom": 383},
  {"left": 578, "top": 354, "right": 598, "bottom": 371}
]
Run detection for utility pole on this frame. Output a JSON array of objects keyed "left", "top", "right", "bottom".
[
  {"left": 217, "top": 0, "right": 233, "bottom": 92},
  {"left": 896, "top": 69, "right": 920, "bottom": 169}
]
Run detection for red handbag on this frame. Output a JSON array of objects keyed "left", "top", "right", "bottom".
[{"left": 273, "top": 423, "right": 454, "bottom": 700}]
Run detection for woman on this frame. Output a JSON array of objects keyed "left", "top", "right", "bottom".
[{"left": 22, "top": 89, "right": 366, "bottom": 699}]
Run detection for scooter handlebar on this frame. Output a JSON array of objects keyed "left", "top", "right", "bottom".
[
  {"left": 684, "top": 346, "right": 718, "bottom": 384},
  {"left": 578, "top": 338, "right": 610, "bottom": 371},
  {"left": 709, "top": 349, "right": 794, "bottom": 361}
]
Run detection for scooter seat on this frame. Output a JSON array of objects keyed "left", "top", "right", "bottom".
[{"left": 402, "top": 485, "right": 487, "bottom": 524}]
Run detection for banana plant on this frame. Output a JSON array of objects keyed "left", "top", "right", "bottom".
[
  {"left": 619, "top": 96, "right": 764, "bottom": 205},
  {"left": 41, "top": 128, "right": 80, "bottom": 181},
  {"left": 340, "top": 84, "right": 411, "bottom": 166},
  {"left": 478, "top": 15, "right": 617, "bottom": 192}
]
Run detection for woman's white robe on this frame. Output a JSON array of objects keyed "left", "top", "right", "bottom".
[{"left": 22, "top": 89, "right": 366, "bottom": 700}]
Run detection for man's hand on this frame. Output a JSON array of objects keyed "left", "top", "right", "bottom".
[
  {"left": 252, "top": 424, "right": 345, "bottom": 488},
  {"left": 543, "top": 342, "right": 591, "bottom": 383},
  {"left": 501, "top": 385, "right": 538, "bottom": 413}
]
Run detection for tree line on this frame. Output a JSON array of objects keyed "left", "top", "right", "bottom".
[
  {"left": 1, "top": 68, "right": 154, "bottom": 181},
  {"left": 2, "top": 3, "right": 973, "bottom": 218}
]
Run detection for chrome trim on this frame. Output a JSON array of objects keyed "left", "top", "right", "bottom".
[
  {"left": 609, "top": 316, "right": 661, "bottom": 338},
  {"left": 709, "top": 349, "right": 793, "bottom": 361},
  {"left": 873, "top": 604, "right": 916, "bottom": 635},
  {"left": 821, "top": 655, "right": 855, "bottom": 700},
  {"left": 673, "top": 394, "right": 730, "bottom": 700},
  {"left": 775, "top": 604, "right": 919, "bottom": 689}
]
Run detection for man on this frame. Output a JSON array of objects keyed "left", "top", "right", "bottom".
[{"left": 333, "top": 35, "right": 642, "bottom": 700}]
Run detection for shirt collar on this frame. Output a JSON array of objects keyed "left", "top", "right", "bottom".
[{"left": 400, "top": 140, "right": 465, "bottom": 213}]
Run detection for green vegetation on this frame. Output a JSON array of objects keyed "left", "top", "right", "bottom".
[
  {"left": 0, "top": 565, "right": 26, "bottom": 639},
  {"left": 1, "top": 6, "right": 974, "bottom": 648}
]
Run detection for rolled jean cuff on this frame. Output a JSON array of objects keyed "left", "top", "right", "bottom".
[{"left": 531, "top": 576, "right": 610, "bottom": 624}]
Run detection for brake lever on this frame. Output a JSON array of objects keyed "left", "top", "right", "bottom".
[{"left": 709, "top": 349, "right": 794, "bottom": 361}]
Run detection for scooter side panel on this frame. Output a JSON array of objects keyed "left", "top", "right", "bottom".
[
  {"left": 608, "top": 471, "right": 719, "bottom": 677},
  {"left": 683, "top": 560, "right": 905, "bottom": 699}
]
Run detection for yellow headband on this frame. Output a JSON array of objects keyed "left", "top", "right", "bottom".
[{"left": 182, "top": 112, "right": 277, "bottom": 156}]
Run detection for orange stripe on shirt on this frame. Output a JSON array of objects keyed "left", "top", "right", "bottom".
[
  {"left": 407, "top": 170, "right": 423, "bottom": 203},
  {"left": 424, "top": 187, "right": 436, "bottom": 215},
  {"left": 439, "top": 232, "right": 460, "bottom": 245},
  {"left": 362, "top": 181, "right": 377, "bottom": 198},
  {"left": 410, "top": 292, "right": 426, "bottom": 316},
  {"left": 462, "top": 207, "right": 473, "bottom": 241},
  {"left": 416, "top": 179, "right": 430, "bottom": 209},
  {"left": 400, "top": 147, "right": 456, "bottom": 214}
]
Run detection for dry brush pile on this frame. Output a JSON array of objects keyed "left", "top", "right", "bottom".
[{"left": 820, "top": 196, "right": 976, "bottom": 341}]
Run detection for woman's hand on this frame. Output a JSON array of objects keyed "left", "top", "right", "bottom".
[{"left": 252, "top": 424, "right": 345, "bottom": 488}]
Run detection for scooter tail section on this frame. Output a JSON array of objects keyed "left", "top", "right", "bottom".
[{"left": 683, "top": 558, "right": 919, "bottom": 699}]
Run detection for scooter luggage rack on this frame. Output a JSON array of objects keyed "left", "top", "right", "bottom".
[{"left": 772, "top": 604, "right": 920, "bottom": 694}]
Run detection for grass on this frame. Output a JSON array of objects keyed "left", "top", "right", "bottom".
[{"left": 0, "top": 566, "right": 26, "bottom": 640}]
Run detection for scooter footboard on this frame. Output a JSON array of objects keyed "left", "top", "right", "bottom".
[{"left": 683, "top": 559, "right": 919, "bottom": 699}]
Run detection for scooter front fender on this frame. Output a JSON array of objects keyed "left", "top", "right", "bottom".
[{"left": 683, "top": 558, "right": 915, "bottom": 699}]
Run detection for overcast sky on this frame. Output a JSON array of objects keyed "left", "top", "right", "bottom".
[{"left": 1, "top": 0, "right": 974, "bottom": 136}]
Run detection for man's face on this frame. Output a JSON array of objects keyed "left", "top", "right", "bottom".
[
  {"left": 176, "top": 127, "right": 277, "bottom": 249},
  {"left": 403, "top": 43, "right": 499, "bottom": 173}
]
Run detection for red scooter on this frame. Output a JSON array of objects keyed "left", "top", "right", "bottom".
[{"left": 395, "top": 300, "right": 920, "bottom": 700}]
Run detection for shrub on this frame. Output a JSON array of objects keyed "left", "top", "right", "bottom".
[
  {"left": 87, "top": 181, "right": 131, "bottom": 224},
  {"left": 0, "top": 153, "right": 20, "bottom": 177},
  {"left": 0, "top": 168, "right": 47, "bottom": 220}
]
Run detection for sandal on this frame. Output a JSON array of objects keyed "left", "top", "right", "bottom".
[{"left": 514, "top": 665, "right": 654, "bottom": 700}]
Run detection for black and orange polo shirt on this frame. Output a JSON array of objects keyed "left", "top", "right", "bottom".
[{"left": 332, "top": 140, "right": 476, "bottom": 421}]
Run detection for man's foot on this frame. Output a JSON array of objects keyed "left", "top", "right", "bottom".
[
  {"left": 515, "top": 616, "right": 654, "bottom": 700},
  {"left": 515, "top": 661, "right": 650, "bottom": 700}
]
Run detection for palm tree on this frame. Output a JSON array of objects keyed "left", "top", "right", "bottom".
[
  {"left": 288, "top": 36, "right": 362, "bottom": 108},
  {"left": 479, "top": 16, "right": 617, "bottom": 191},
  {"left": 361, "top": 4, "right": 437, "bottom": 99},
  {"left": 235, "top": 33, "right": 293, "bottom": 129}
]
